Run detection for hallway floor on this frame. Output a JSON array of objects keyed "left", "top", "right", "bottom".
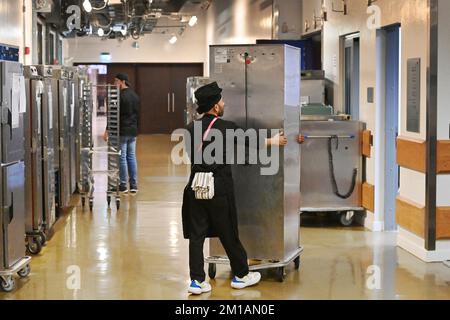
[{"left": 1, "top": 134, "right": 450, "bottom": 300}]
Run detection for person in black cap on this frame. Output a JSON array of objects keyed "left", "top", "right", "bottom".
[
  {"left": 103, "top": 73, "right": 140, "bottom": 194},
  {"left": 182, "top": 82, "right": 288, "bottom": 295}
]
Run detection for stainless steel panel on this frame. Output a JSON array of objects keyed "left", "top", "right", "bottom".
[
  {"left": 0, "top": 61, "right": 25, "bottom": 163},
  {"left": 56, "top": 75, "right": 71, "bottom": 209},
  {"left": 23, "top": 73, "right": 44, "bottom": 233},
  {"left": 209, "top": 45, "right": 301, "bottom": 262},
  {"left": 301, "top": 79, "right": 326, "bottom": 105},
  {"left": 0, "top": 0, "right": 22, "bottom": 50},
  {"left": 1, "top": 162, "right": 26, "bottom": 269},
  {"left": 300, "top": 120, "right": 365, "bottom": 211},
  {"left": 0, "top": 60, "right": 26, "bottom": 270},
  {"left": 69, "top": 75, "right": 78, "bottom": 194},
  {"left": 42, "top": 78, "right": 57, "bottom": 230}
]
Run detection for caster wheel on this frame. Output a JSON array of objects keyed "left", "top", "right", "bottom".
[
  {"left": 116, "top": 199, "right": 120, "bottom": 210},
  {"left": 27, "top": 237, "right": 42, "bottom": 255},
  {"left": 208, "top": 264, "right": 216, "bottom": 279},
  {"left": 277, "top": 267, "right": 285, "bottom": 282},
  {"left": 0, "top": 276, "right": 16, "bottom": 292},
  {"left": 18, "top": 265, "right": 31, "bottom": 278},
  {"left": 81, "top": 197, "right": 86, "bottom": 207},
  {"left": 340, "top": 211, "right": 354, "bottom": 227},
  {"left": 38, "top": 231, "right": 47, "bottom": 246},
  {"left": 107, "top": 196, "right": 111, "bottom": 209},
  {"left": 294, "top": 257, "right": 300, "bottom": 270},
  {"left": 89, "top": 199, "right": 94, "bottom": 212}
]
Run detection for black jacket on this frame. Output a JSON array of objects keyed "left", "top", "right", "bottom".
[
  {"left": 182, "top": 114, "right": 261, "bottom": 240},
  {"left": 120, "top": 88, "right": 140, "bottom": 137}
]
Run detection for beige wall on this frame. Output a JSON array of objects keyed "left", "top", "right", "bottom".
[
  {"left": 67, "top": 11, "right": 207, "bottom": 73},
  {"left": 274, "top": 0, "right": 303, "bottom": 40},
  {"left": 302, "top": 0, "right": 323, "bottom": 36}
]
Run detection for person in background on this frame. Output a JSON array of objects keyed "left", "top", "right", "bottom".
[{"left": 103, "top": 73, "right": 140, "bottom": 194}]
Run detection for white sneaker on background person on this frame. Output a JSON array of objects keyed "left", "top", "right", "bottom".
[
  {"left": 231, "top": 272, "right": 261, "bottom": 289},
  {"left": 188, "top": 280, "right": 212, "bottom": 295}
]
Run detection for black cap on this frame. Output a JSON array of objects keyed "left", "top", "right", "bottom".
[
  {"left": 195, "top": 82, "right": 223, "bottom": 114},
  {"left": 115, "top": 73, "right": 130, "bottom": 86}
]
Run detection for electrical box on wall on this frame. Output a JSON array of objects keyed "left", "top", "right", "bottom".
[{"left": 0, "top": 44, "right": 19, "bottom": 62}]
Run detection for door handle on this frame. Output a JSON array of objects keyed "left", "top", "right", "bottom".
[
  {"left": 1, "top": 160, "right": 21, "bottom": 168},
  {"left": 172, "top": 93, "right": 175, "bottom": 113},
  {"left": 168, "top": 93, "right": 170, "bottom": 113}
]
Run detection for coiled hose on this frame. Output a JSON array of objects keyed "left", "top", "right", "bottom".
[{"left": 328, "top": 135, "right": 358, "bottom": 199}]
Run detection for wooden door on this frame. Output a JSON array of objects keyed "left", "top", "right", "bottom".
[
  {"left": 169, "top": 64, "right": 204, "bottom": 132},
  {"left": 136, "top": 64, "right": 172, "bottom": 134}
]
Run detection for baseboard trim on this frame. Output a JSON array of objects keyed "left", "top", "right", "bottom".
[
  {"left": 362, "top": 211, "right": 384, "bottom": 232},
  {"left": 397, "top": 227, "right": 450, "bottom": 262}
]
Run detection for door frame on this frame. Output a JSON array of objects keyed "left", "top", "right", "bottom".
[
  {"left": 342, "top": 33, "right": 360, "bottom": 120},
  {"left": 375, "top": 23, "right": 402, "bottom": 232}
]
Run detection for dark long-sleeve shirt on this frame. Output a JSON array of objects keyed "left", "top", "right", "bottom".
[
  {"left": 185, "top": 114, "right": 265, "bottom": 175},
  {"left": 119, "top": 87, "right": 140, "bottom": 137}
]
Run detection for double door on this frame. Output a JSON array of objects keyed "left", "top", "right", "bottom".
[
  {"left": 0, "top": 61, "right": 26, "bottom": 269},
  {"left": 106, "top": 63, "right": 203, "bottom": 134}
]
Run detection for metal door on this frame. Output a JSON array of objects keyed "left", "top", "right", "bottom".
[
  {"left": 384, "top": 25, "right": 400, "bottom": 231},
  {"left": 42, "top": 78, "right": 57, "bottom": 230},
  {"left": 0, "top": 61, "right": 25, "bottom": 163},
  {"left": 344, "top": 36, "right": 360, "bottom": 120},
  {"left": 69, "top": 79, "right": 77, "bottom": 194},
  {"left": 0, "top": 61, "right": 26, "bottom": 269},
  {"left": 24, "top": 76, "right": 44, "bottom": 232},
  {"left": 58, "top": 79, "right": 71, "bottom": 208},
  {"left": 0, "top": 162, "right": 26, "bottom": 269}
]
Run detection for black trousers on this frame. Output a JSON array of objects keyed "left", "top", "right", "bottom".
[{"left": 189, "top": 195, "right": 249, "bottom": 282}]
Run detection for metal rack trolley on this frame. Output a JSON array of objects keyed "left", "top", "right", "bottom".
[
  {"left": 0, "top": 256, "right": 31, "bottom": 292},
  {"left": 0, "top": 60, "right": 32, "bottom": 292},
  {"left": 300, "top": 116, "right": 365, "bottom": 226},
  {"left": 79, "top": 84, "right": 121, "bottom": 211}
]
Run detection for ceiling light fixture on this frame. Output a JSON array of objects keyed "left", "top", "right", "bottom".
[
  {"left": 188, "top": 15, "right": 198, "bottom": 27},
  {"left": 169, "top": 35, "right": 178, "bottom": 44},
  {"left": 83, "top": 0, "right": 92, "bottom": 13}
]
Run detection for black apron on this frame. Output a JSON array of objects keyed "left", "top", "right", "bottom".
[{"left": 182, "top": 166, "right": 239, "bottom": 240}]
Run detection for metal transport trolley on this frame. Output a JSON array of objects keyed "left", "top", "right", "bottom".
[
  {"left": 205, "top": 44, "right": 303, "bottom": 282},
  {"left": 300, "top": 116, "right": 365, "bottom": 226},
  {"left": 79, "top": 84, "right": 121, "bottom": 211},
  {"left": 0, "top": 60, "right": 31, "bottom": 292}
]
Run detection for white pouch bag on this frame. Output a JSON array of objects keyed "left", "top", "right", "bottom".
[{"left": 191, "top": 172, "right": 215, "bottom": 200}]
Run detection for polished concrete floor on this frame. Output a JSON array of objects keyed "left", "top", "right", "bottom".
[{"left": 1, "top": 132, "right": 450, "bottom": 300}]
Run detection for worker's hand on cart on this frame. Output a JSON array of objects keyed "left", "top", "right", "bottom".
[
  {"left": 297, "top": 134, "right": 305, "bottom": 144},
  {"left": 103, "top": 130, "right": 109, "bottom": 142},
  {"left": 267, "top": 131, "right": 288, "bottom": 146}
]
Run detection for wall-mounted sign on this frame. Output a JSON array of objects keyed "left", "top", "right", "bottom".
[
  {"left": 407, "top": 58, "right": 421, "bottom": 133},
  {"left": 0, "top": 44, "right": 19, "bottom": 62}
]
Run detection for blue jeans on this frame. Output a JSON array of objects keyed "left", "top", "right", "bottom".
[{"left": 120, "top": 136, "right": 138, "bottom": 187}]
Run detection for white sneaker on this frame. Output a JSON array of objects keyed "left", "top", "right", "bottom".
[
  {"left": 231, "top": 272, "right": 261, "bottom": 289},
  {"left": 188, "top": 280, "right": 212, "bottom": 295}
]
